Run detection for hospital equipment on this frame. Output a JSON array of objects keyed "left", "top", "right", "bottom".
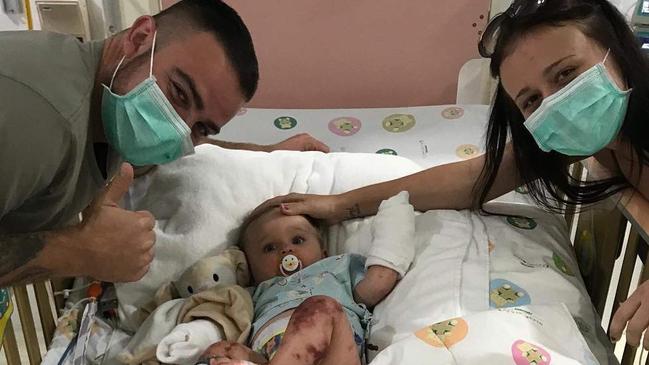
[
  {"left": 632, "top": 0, "right": 649, "bottom": 52},
  {"left": 35, "top": 0, "right": 90, "bottom": 41},
  {"left": 1, "top": 0, "right": 21, "bottom": 14}
]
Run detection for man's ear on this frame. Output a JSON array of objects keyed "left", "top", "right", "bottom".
[{"left": 122, "top": 15, "right": 157, "bottom": 59}]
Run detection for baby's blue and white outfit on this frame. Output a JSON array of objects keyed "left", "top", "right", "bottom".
[{"left": 250, "top": 254, "right": 370, "bottom": 358}]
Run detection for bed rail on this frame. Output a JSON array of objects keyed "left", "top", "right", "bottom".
[
  {"left": 1, "top": 279, "right": 70, "bottom": 365},
  {"left": 572, "top": 161, "right": 649, "bottom": 364}
]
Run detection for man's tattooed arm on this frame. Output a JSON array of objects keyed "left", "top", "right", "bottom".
[{"left": 0, "top": 232, "right": 51, "bottom": 286}]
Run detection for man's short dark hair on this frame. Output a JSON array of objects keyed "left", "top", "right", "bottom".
[{"left": 155, "top": 0, "right": 259, "bottom": 101}]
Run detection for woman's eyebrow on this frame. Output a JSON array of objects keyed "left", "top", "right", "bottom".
[
  {"left": 542, "top": 55, "right": 577, "bottom": 78},
  {"left": 515, "top": 55, "right": 578, "bottom": 102}
]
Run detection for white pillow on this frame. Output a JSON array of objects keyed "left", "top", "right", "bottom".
[{"left": 116, "top": 145, "right": 421, "bottom": 330}]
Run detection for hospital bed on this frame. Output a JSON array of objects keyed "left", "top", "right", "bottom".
[
  {"left": 3, "top": 0, "right": 649, "bottom": 363},
  {"left": 2, "top": 103, "right": 647, "bottom": 364}
]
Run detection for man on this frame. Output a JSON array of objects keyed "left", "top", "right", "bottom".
[{"left": 0, "top": 0, "right": 328, "bottom": 288}]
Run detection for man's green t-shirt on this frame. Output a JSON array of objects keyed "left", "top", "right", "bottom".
[{"left": 0, "top": 31, "right": 118, "bottom": 234}]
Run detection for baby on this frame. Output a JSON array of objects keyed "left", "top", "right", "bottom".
[{"left": 198, "top": 191, "right": 415, "bottom": 365}]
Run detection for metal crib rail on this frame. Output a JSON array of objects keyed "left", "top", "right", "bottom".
[
  {"left": 572, "top": 197, "right": 649, "bottom": 364},
  {"left": 3, "top": 319, "right": 21, "bottom": 365},
  {"left": 2, "top": 280, "right": 62, "bottom": 365}
]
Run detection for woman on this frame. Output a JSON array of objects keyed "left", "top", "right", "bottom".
[{"left": 261, "top": 0, "right": 649, "bottom": 350}]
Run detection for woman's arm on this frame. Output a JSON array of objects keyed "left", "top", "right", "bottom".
[
  {"left": 614, "top": 146, "right": 649, "bottom": 201},
  {"left": 262, "top": 142, "right": 521, "bottom": 223},
  {"left": 591, "top": 145, "right": 649, "bottom": 201}
]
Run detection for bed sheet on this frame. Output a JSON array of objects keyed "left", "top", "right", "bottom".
[
  {"left": 355, "top": 207, "right": 617, "bottom": 365},
  {"left": 220, "top": 105, "right": 615, "bottom": 364},
  {"left": 218, "top": 104, "right": 535, "bottom": 211},
  {"left": 218, "top": 105, "right": 489, "bottom": 169},
  {"left": 370, "top": 304, "right": 599, "bottom": 364}
]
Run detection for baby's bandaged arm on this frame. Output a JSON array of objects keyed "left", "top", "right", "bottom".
[{"left": 365, "top": 191, "right": 415, "bottom": 278}]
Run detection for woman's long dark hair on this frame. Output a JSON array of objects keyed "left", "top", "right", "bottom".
[{"left": 475, "top": 0, "right": 649, "bottom": 212}]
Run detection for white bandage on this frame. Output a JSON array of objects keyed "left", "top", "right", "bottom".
[
  {"left": 156, "top": 320, "right": 223, "bottom": 365},
  {"left": 365, "top": 191, "right": 415, "bottom": 278}
]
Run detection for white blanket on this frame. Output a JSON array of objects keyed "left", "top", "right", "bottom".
[
  {"left": 116, "top": 145, "right": 422, "bottom": 331},
  {"left": 115, "top": 145, "right": 615, "bottom": 365},
  {"left": 362, "top": 208, "right": 616, "bottom": 364},
  {"left": 45, "top": 105, "right": 616, "bottom": 364},
  {"left": 370, "top": 304, "right": 598, "bottom": 365}
]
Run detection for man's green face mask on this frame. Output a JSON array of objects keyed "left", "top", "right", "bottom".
[{"left": 101, "top": 32, "right": 194, "bottom": 166}]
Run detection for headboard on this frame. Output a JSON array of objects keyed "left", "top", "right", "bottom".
[{"left": 161, "top": 0, "right": 491, "bottom": 108}]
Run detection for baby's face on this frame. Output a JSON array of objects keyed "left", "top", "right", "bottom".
[{"left": 243, "top": 208, "right": 326, "bottom": 283}]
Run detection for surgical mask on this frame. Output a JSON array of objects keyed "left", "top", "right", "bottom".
[
  {"left": 101, "top": 31, "right": 194, "bottom": 166},
  {"left": 523, "top": 51, "right": 631, "bottom": 156}
]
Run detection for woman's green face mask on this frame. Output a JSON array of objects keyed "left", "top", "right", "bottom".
[{"left": 500, "top": 25, "right": 629, "bottom": 156}]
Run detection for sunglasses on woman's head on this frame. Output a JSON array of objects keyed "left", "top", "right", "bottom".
[{"left": 479, "top": 0, "right": 547, "bottom": 58}]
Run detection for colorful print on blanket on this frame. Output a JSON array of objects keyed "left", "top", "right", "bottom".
[
  {"left": 506, "top": 216, "right": 538, "bottom": 230},
  {"left": 415, "top": 318, "right": 468, "bottom": 348},
  {"left": 512, "top": 340, "right": 552, "bottom": 365},
  {"left": 0, "top": 288, "right": 12, "bottom": 344},
  {"left": 370, "top": 304, "right": 598, "bottom": 364},
  {"left": 382, "top": 114, "right": 416, "bottom": 133},
  {"left": 329, "top": 117, "right": 362, "bottom": 136},
  {"left": 489, "top": 279, "right": 531, "bottom": 308},
  {"left": 273, "top": 116, "right": 298, "bottom": 130}
]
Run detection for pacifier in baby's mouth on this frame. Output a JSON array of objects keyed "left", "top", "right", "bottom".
[{"left": 280, "top": 254, "right": 303, "bottom": 277}]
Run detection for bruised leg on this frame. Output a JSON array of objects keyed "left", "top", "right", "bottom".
[{"left": 270, "top": 295, "right": 360, "bottom": 365}]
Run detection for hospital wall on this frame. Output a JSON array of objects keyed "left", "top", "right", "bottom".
[
  {"left": 0, "top": 0, "right": 157, "bottom": 39},
  {"left": 0, "top": 10, "right": 27, "bottom": 31},
  {"left": 161, "top": 0, "right": 491, "bottom": 108},
  {"left": 159, "top": 0, "right": 640, "bottom": 109},
  {"left": 492, "top": 0, "right": 638, "bottom": 17}
]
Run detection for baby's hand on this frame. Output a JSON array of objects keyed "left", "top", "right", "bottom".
[{"left": 199, "top": 341, "right": 267, "bottom": 364}]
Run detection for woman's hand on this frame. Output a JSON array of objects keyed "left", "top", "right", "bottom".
[
  {"left": 610, "top": 280, "right": 649, "bottom": 349},
  {"left": 253, "top": 193, "right": 345, "bottom": 225}
]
